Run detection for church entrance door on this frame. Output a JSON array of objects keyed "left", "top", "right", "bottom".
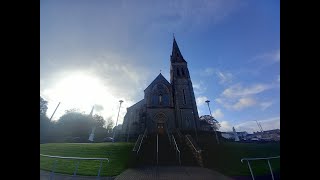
[{"left": 157, "top": 123, "right": 165, "bottom": 135}]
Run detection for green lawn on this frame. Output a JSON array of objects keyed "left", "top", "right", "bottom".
[
  {"left": 200, "top": 141, "right": 280, "bottom": 176},
  {"left": 40, "top": 142, "right": 135, "bottom": 176}
]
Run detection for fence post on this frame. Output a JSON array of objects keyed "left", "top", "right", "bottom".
[
  {"left": 73, "top": 160, "right": 80, "bottom": 177},
  {"left": 267, "top": 159, "right": 274, "bottom": 180},
  {"left": 247, "top": 160, "right": 255, "bottom": 180},
  {"left": 97, "top": 160, "right": 103, "bottom": 177}
]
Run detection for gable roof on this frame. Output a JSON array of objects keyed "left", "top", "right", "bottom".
[{"left": 144, "top": 73, "right": 171, "bottom": 92}]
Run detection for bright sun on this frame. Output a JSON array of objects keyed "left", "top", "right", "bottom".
[{"left": 48, "top": 72, "right": 117, "bottom": 112}]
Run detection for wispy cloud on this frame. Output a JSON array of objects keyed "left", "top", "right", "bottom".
[
  {"left": 216, "top": 70, "right": 233, "bottom": 84},
  {"left": 193, "top": 81, "right": 207, "bottom": 95},
  {"left": 216, "top": 82, "right": 274, "bottom": 111},
  {"left": 213, "top": 108, "right": 224, "bottom": 119},
  {"left": 216, "top": 97, "right": 256, "bottom": 111},
  {"left": 200, "top": 67, "right": 215, "bottom": 76},
  {"left": 196, "top": 96, "right": 208, "bottom": 106},
  {"left": 200, "top": 68, "right": 233, "bottom": 84},
  {"left": 222, "top": 83, "right": 271, "bottom": 98},
  {"left": 219, "top": 120, "right": 233, "bottom": 132},
  {"left": 232, "top": 97, "right": 256, "bottom": 110},
  {"left": 234, "top": 116, "right": 280, "bottom": 133},
  {"left": 260, "top": 101, "right": 273, "bottom": 111},
  {"left": 253, "top": 49, "right": 280, "bottom": 62}
]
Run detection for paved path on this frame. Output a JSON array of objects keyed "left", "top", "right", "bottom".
[
  {"left": 40, "top": 170, "right": 115, "bottom": 180},
  {"left": 41, "top": 166, "right": 233, "bottom": 180},
  {"left": 115, "top": 166, "right": 233, "bottom": 180}
]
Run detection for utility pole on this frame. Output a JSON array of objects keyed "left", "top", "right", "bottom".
[
  {"left": 113, "top": 100, "right": 123, "bottom": 142},
  {"left": 49, "top": 102, "right": 61, "bottom": 121},
  {"left": 205, "top": 100, "right": 220, "bottom": 144}
]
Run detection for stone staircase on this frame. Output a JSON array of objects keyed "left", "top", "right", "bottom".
[
  {"left": 157, "top": 133, "right": 177, "bottom": 165},
  {"left": 184, "top": 134, "right": 204, "bottom": 167},
  {"left": 136, "top": 134, "right": 157, "bottom": 165},
  {"left": 136, "top": 133, "right": 179, "bottom": 166},
  {"left": 173, "top": 130, "right": 201, "bottom": 166},
  {"left": 133, "top": 129, "right": 204, "bottom": 167}
]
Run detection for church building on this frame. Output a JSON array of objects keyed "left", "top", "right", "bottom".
[{"left": 122, "top": 38, "right": 200, "bottom": 136}]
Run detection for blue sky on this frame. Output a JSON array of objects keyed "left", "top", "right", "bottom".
[{"left": 40, "top": 0, "right": 279, "bottom": 133}]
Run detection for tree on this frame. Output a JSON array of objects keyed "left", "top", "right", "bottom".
[
  {"left": 199, "top": 115, "right": 221, "bottom": 131},
  {"left": 106, "top": 117, "right": 114, "bottom": 133},
  {"left": 40, "top": 96, "right": 48, "bottom": 116},
  {"left": 93, "top": 114, "right": 105, "bottom": 128},
  {"left": 40, "top": 96, "right": 51, "bottom": 142},
  {"left": 56, "top": 111, "right": 92, "bottom": 139}
]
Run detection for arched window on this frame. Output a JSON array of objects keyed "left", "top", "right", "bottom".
[
  {"left": 151, "top": 84, "right": 170, "bottom": 106},
  {"left": 159, "top": 94, "right": 162, "bottom": 104},
  {"left": 177, "top": 68, "right": 180, "bottom": 76},
  {"left": 181, "top": 68, "right": 185, "bottom": 76},
  {"left": 183, "top": 89, "right": 186, "bottom": 104}
]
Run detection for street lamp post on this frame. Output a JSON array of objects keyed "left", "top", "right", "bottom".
[
  {"left": 113, "top": 100, "right": 123, "bottom": 142},
  {"left": 49, "top": 102, "right": 61, "bottom": 121},
  {"left": 205, "top": 100, "right": 220, "bottom": 144}
]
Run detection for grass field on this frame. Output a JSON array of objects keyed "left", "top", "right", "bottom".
[
  {"left": 200, "top": 141, "right": 280, "bottom": 177},
  {"left": 40, "top": 139, "right": 280, "bottom": 177},
  {"left": 40, "top": 142, "right": 135, "bottom": 176}
]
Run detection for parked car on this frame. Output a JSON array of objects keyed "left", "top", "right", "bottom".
[{"left": 103, "top": 137, "right": 114, "bottom": 142}]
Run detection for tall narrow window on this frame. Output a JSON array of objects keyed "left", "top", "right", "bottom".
[
  {"left": 183, "top": 89, "right": 186, "bottom": 104},
  {"left": 177, "top": 68, "right": 180, "bottom": 76},
  {"left": 159, "top": 94, "right": 162, "bottom": 105},
  {"left": 181, "top": 68, "right": 185, "bottom": 76}
]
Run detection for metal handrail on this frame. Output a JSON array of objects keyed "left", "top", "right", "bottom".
[
  {"left": 172, "top": 135, "right": 181, "bottom": 165},
  {"left": 132, "top": 134, "right": 142, "bottom": 151},
  {"left": 176, "top": 129, "right": 183, "bottom": 138},
  {"left": 137, "top": 128, "right": 147, "bottom": 154},
  {"left": 185, "top": 135, "right": 201, "bottom": 153},
  {"left": 241, "top": 156, "right": 280, "bottom": 180},
  {"left": 166, "top": 128, "right": 172, "bottom": 145},
  {"left": 157, "top": 134, "right": 159, "bottom": 164},
  {"left": 40, "top": 154, "right": 110, "bottom": 179}
]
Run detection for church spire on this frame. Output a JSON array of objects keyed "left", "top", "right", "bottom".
[{"left": 171, "top": 36, "right": 186, "bottom": 63}]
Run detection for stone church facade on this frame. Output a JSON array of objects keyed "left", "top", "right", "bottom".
[{"left": 122, "top": 38, "right": 200, "bottom": 135}]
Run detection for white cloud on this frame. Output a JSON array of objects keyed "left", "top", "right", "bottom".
[
  {"left": 222, "top": 83, "right": 271, "bottom": 98},
  {"left": 40, "top": 52, "right": 151, "bottom": 125},
  {"left": 143, "top": 0, "right": 241, "bottom": 33},
  {"left": 216, "top": 70, "right": 233, "bottom": 84},
  {"left": 219, "top": 121, "right": 233, "bottom": 132},
  {"left": 193, "top": 81, "right": 207, "bottom": 95},
  {"left": 253, "top": 49, "right": 280, "bottom": 62},
  {"left": 212, "top": 108, "right": 224, "bottom": 119},
  {"left": 94, "top": 104, "right": 104, "bottom": 112},
  {"left": 260, "top": 101, "right": 273, "bottom": 111},
  {"left": 200, "top": 67, "right": 215, "bottom": 76},
  {"left": 199, "top": 68, "right": 233, "bottom": 84},
  {"left": 196, "top": 96, "right": 208, "bottom": 106},
  {"left": 232, "top": 97, "right": 256, "bottom": 110},
  {"left": 215, "top": 97, "right": 256, "bottom": 110},
  {"left": 235, "top": 116, "right": 280, "bottom": 133}
]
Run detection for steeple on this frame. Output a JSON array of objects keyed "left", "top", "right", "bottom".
[{"left": 171, "top": 37, "right": 186, "bottom": 63}]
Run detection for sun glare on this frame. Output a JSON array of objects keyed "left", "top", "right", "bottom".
[{"left": 50, "top": 73, "right": 117, "bottom": 112}]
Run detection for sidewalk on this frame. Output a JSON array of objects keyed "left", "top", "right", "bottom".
[
  {"left": 40, "top": 170, "right": 115, "bottom": 180},
  {"left": 115, "top": 166, "right": 233, "bottom": 180},
  {"left": 41, "top": 166, "right": 233, "bottom": 180}
]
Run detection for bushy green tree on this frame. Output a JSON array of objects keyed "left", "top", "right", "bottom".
[
  {"left": 56, "top": 110, "right": 93, "bottom": 139},
  {"left": 40, "top": 96, "right": 51, "bottom": 143}
]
